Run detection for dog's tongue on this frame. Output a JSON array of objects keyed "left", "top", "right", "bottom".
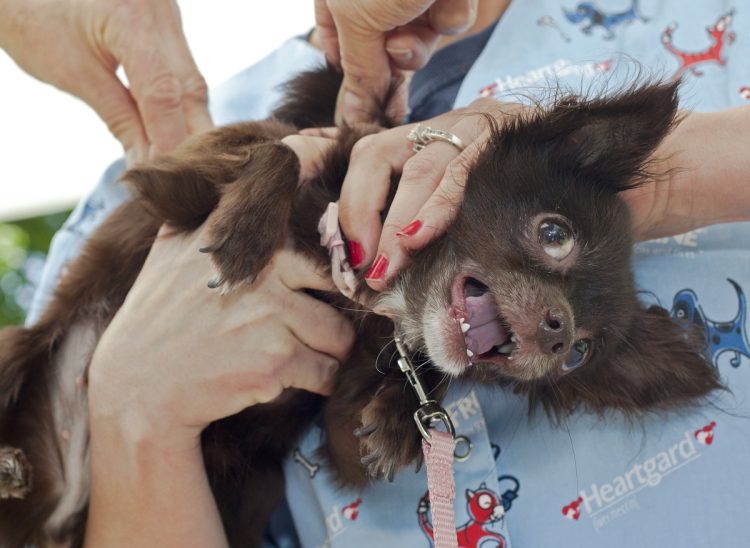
[{"left": 464, "top": 292, "right": 509, "bottom": 355}]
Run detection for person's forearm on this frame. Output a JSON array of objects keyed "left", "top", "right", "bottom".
[
  {"left": 85, "top": 411, "right": 229, "bottom": 548},
  {"left": 630, "top": 105, "right": 750, "bottom": 240}
]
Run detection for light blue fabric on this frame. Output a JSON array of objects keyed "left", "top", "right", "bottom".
[{"left": 28, "top": 2, "right": 750, "bottom": 546}]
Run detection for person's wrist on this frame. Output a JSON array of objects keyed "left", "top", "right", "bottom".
[
  {"left": 630, "top": 107, "right": 750, "bottom": 240},
  {"left": 88, "top": 387, "right": 202, "bottom": 457},
  {"left": 88, "top": 352, "right": 203, "bottom": 453}
]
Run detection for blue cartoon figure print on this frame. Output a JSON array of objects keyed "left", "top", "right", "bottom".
[
  {"left": 563, "top": 0, "right": 649, "bottom": 40},
  {"left": 671, "top": 279, "right": 750, "bottom": 368}
]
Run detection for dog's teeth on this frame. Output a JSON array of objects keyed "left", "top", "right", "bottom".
[
  {"left": 460, "top": 320, "right": 471, "bottom": 333},
  {"left": 510, "top": 334, "right": 519, "bottom": 343},
  {"left": 497, "top": 342, "right": 515, "bottom": 354},
  {"left": 466, "top": 349, "right": 475, "bottom": 358}
]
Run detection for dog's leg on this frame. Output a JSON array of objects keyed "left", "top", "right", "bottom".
[
  {"left": 125, "top": 121, "right": 295, "bottom": 232},
  {"left": 200, "top": 141, "right": 300, "bottom": 290}
]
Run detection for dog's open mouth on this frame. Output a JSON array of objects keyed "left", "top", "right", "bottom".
[{"left": 451, "top": 275, "right": 516, "bottom": 364}]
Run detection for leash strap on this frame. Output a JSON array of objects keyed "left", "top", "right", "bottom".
[
  {"left": 423, "top": 430, "right": 459, "bottom": 548},
  {"left": 394, "top": 336, "right": 458, "bottom": 548}
]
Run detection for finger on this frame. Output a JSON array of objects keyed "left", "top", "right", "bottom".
[
  {"left": 107, "top": 0, "right": 204, "bottom": 154},
  {"left": 428, "top": 0, "right": 478, "bottom": 35},
  {"left": 157, "top": 3, "right": 212, "bottom": 135},
  {"left": 279, "top": 342, "right": 340, "bottom": 396},
  {"left": 384, "top": 21, "right": 441, "bottom": 71},
  {"left": 300, "top": 127, "right": 340, "bottom": 138},
  {"left": 275, "top": 249, "right": 337, "bottom": 292},
  {"left": 284, "top": 291, "right": 356, "bottom": 362},
  {"left": 329, "top": 0, "right": 436, "bottom": 124},
  {"left": 338, "top": 126, "right": 417, "bottom": 269},
  {"left": 116, "top": 42, "right": 188, "bottom": 153},
  {"left": 314, "top": 0, "right": 341, "bottom": 66},
  {"left": 366, "top": 114, "right": 487, "bottom": 290},
  {"left": 281, "top": 134, "right": 336, "bottom": 180},
  {"left": 384, "top": 72, "right": 412, "bottom": 124},
  {"left": 402, "top": 129, "right": 486, "bottom": 251}
]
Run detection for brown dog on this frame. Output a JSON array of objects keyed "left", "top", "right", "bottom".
[{"left": 0, "top": 67, "right": 719, "bottom": 547}]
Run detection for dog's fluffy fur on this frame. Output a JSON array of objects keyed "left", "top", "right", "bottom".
[{"left": 0, "top": 67, "right": 719, "bottom": 547}]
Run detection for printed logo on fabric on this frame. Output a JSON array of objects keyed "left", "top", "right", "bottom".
[
  {"left": 562, "top": 422, "right": 716, "bottom": 530},
  {"left": 478, "top": 58, "right": 612, "bottom": 100}
]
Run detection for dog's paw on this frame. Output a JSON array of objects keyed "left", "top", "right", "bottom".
[
  {"left": 200, "top": 142, "right": 300, "bottom": 292},
  {"left": 355, "top": 388, "right": 422, "bottom": 481},
  {"left": 0, "top": 446, "right": 32, "bottom": 500}
]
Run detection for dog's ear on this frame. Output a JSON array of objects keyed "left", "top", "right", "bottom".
[
  {"left": 580, "top": 305, "right": 721, "bottom": 414},
  {"left": 550, "top": 80, "right": 681, "bottom": 192}
]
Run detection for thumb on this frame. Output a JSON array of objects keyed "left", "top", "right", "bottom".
[
  {"left": 331, "top": 0, "right": 436, "bottom": 124},
  {"left": 334, "top": 27, "right": 392, "bottom": 125}
]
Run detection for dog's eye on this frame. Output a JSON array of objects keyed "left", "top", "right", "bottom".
[
  {"left": 562, "top": 339, "right": 591, "bottom": 371},
  {"left": 539, "top": 220, "right": 574, "bottom": 260}
]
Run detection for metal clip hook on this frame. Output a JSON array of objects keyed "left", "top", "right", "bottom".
[{"left": 394, "top": 335, "right": 455, "bottom": 443}]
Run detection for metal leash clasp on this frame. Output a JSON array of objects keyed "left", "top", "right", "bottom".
[{"left": 394, "top": 336, "right": 455, "bottom": 443}]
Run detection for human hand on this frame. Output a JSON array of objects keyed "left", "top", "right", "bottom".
[
  {"left": 314, "top": 0, "right": 478, "bottom": 124},
  {"left": 337, "top": 98, "right": 525, "bottom": 290},
  {"left": 88, "top": 222, "right": 354, "bottom": 448},
  {"left": 0, "top": 0, "right": 212, "bottom": 162}
]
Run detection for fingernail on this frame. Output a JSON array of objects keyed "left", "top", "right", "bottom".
[
  {"left": 365, "top": 254, "right": 389, "bottom": 281},
  {"left": 386, "top": 47, "right": 413, "bottom": 64},
  {"left": 348, "top": 240, "right": 365, "bottom": 268},
  {"left": 396, "top": 219, "right": 423, "bottom": 237}
]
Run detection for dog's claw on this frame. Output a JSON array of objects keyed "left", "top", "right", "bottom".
[
  {"left": 360, "top": 452, "right": 381, "bottom": 468},
  {"left": 207, "top": 275, "right": 225, "bottom": 289},
  {"left": 354, "top": 424, "right": 377, "bottom": 438}
]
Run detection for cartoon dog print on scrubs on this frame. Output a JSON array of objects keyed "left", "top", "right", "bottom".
[
  {"left": 661, "top": 10, "right": 736, "bottom": 78},
  {"left": 563, "top": 0, "right": 649, "bottom": 40},
  {"left": 671, "top": 279, "right": 750, "bottom": 368}
]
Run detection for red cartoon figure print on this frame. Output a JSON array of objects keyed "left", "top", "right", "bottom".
[
  {"left": 562, "top": 496, "right": 584, "bottom": 521},
  {"left": 342, "top": 498, "right": 363, "bottom": 521},
  {"left": 661, "top": 10, "right": 736, "bottom": 78},
  {"left": 418, "top": 483, "right": 506, "bottom": 547},
  {"left": 695, "top": 421, "right": 717, "bottom": 445}
]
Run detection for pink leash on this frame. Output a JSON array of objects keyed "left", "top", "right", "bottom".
[
  {"left": 423, "top": 431, "right": 459, "bottom": 548},
  {"left": 395, "top": 337, "right": 459, "bottom": 548},
  {"left": 318, "top": 204, "right": 458, "bottom": 548}
]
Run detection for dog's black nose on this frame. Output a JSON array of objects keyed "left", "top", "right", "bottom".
[{"left": 537, "top": 308, "right": 571, "bottom": 355}]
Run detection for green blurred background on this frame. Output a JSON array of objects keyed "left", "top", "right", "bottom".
[{"left": 0, "top": 212, "right": 69, "bottom": 326}]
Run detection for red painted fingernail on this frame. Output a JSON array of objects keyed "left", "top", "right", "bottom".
[
  {"left": 348, "top": 240, "right": 365, "bottom": 269},
  {"left": 365, "top": 254, "right": 389, "bottom": 281},
  {"left": 396, "top": 219, "right": 423, "bottom": 237}
]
